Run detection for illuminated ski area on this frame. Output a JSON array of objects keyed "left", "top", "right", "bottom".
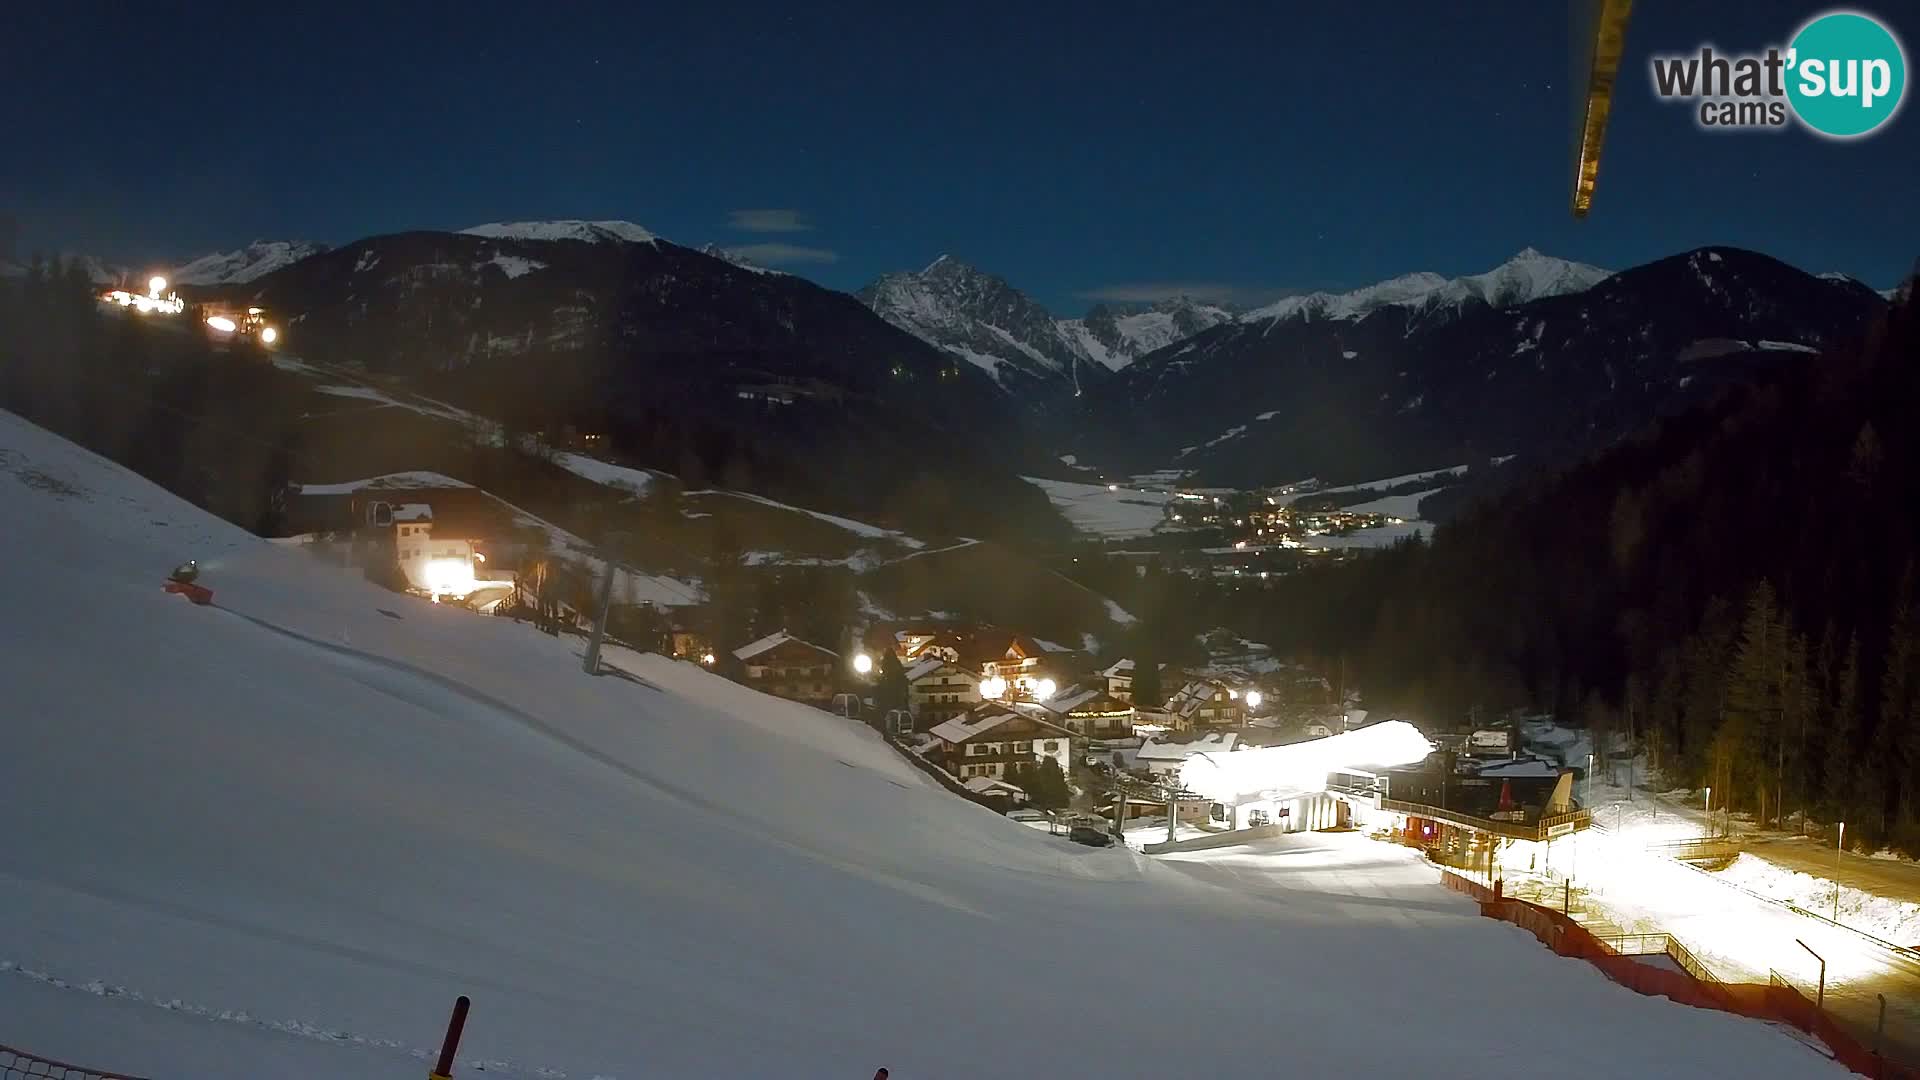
[
  {"left": 0, "top": 410, "right": 1846, "bottom": 1078},
  {"left": 1179, "top": 720, "right": 1433, "bottom": 802}
]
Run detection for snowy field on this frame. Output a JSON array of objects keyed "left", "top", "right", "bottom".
[
  {"left": 1343, "top": 487, "right": 1441, "bottom": 519},
  {"left": 1021, "top": 475, "right": 1173, "bottom": 539},
  {"left": 1716, "top": 853, "right": 1920, "bottom": 947},
  {"left": 0, "top": 410, "right": 1844, "bottom": 1078}
]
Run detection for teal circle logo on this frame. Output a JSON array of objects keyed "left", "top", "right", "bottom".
[{"left": 1786, "top": 11, "right": 1907, "bottom": 138}]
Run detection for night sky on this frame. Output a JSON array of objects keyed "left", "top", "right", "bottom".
[{"left": 5, "top": 1, "right": 1913, "bottom": 311}]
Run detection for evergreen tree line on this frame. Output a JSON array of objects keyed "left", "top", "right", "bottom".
[{"left": 1241, "top": 279, "right": 1920, "bottom": 851}]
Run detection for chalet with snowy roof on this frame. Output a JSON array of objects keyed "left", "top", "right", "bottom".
[
  {"left": 930, "top": 706, "right": 1074, "bottom": 782},
  {"left": 1136, "top": 731, "right": 1239, "bottom": 778},
  {"left": 1163, "top": 678, "right": 1244, "bottom": 731},
  {"left": 1100, "top": 658, "right": 1180, "bottom": 703},
  {"left": 905, "top": 657, "right": 981, "bottom": 729},
  {"left": 1039, "top": 686, "right": 1135, "bottom": 739},
  {"left": 734, "top": 631, "right": 839, "bottom": 706}
]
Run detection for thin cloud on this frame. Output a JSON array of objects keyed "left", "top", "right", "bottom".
[
  {"left": 727, "top": 209, "right": 813, "bottom": 233},
  {"left": 726, "top": 242, "right": 839, "bottom": 266},
  {"left": 1076, "top": 282, "right": 1302, "bottom": 308}
]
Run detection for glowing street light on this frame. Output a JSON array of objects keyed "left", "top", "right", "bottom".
[
  {"left": 700, "top": 652, "right": 716, "bottom": 666},
  {"left": 980, "top": 676, "right": 1007, "bottom": 699},
  {"left": 1245, "top": 690, "right": 1263, "bottom": 710},
  {"left": 852, "top": 652, "right": 874, "bottom": 676},
  {"left": 261, "top": 326, "right": 279, "bottom": 344},
  {"left": 206, "top": 315, "right": 237, "bottom": 333},
  {"left": 148, "top": 275, "right": 167, "bottom": 297},
  {"left": 1034, "top": 678, "right": 1056, "bottom": 702},
  {"left": 1704, "top": 785, "right": 1713, "bottom": 838}
]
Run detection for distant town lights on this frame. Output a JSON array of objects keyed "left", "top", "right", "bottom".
[{"left": 148, "top": 275, "right": 166, "bottom": 297}]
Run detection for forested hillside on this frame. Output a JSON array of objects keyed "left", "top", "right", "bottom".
[{"left": 1248, "top": 274, "right": 1920, "bottom": 850}]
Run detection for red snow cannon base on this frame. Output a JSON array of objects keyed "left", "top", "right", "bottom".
[{"left": 164, "top": 580, "right": 214, "bottom": 605}]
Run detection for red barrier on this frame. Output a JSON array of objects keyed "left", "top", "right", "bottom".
[{"left": 1470, "top": 885, "right": 1918, "bottom": 1079}]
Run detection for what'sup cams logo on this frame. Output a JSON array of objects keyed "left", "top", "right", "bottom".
[{"left": 1651, "top": 9, "right": 1906, "bottom": 138}]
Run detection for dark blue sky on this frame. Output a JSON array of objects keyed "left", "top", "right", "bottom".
[{"left": 5, "top": 1, "right": 1912, "bottom": 312}]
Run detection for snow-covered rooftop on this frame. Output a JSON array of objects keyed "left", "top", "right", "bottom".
[
  {"left": 1139, "top": 732, "right": 1238, "bottom": 761},
  {"left": 731, "top": 630, "right": 834, "bottom": 662},
  {"left": 929, "top": 709, "right": 1021, "bottom": 744}
]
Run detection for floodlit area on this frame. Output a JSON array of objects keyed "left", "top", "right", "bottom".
[{"left": 0, "top": 409, "right": 1847, "bottom": 1079}]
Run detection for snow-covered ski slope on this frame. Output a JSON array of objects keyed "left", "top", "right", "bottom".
[{"left": 0, "top": 411, "right": 1842, "bottom": 1078}]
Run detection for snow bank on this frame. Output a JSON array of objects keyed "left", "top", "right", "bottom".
[
  {"left": 0, "top": 410, "right": 1846, "bottom": 1079},
  {"left": 1717, "top": 854, "right": 1920, "bottom": 947}
]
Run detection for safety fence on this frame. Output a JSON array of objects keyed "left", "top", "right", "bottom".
[
  {"left": 1466, "top": 881, "right": 1918, "bottom": 1079},
  {"left": 1, "top": 1044, "right": 148, "bottom": 1080}
]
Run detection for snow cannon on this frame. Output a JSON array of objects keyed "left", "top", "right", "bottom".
[{"left": 164, "top": 560, "right": 213, "bottom": 605}]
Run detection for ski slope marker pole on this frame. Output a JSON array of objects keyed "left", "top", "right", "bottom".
[{"left": 430, "top": 995, "right": 470, "bottom": 1079}]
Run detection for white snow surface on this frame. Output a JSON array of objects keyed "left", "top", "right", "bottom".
[
  {"left": 484, "top": 253, "right": 548, "bottom": 280},
  {"left": 1343, "top": 487, "right": 1441, "bottom": 519},
  {"left": 1243, "top": 248, "right": 1609, "bottom": 324},
  {"left": 0, "top": 411, "right": 1845, "bottom": 1079},
  {"left": 684, "top": 488, "right": 923, "bottom": 547},
  {"left": 1022, "top": 475, "right": 1173, "bottom": 539},
  {"left": 172, "top": 241, "right": 325, "bottom": 285},
  {"left": 546, "top": 451, "right": 660, "bottom": 497},
  {"left": 1715, "top": 854, "right": 1920, "bottom": 947},
  {"left": 1279, "top": 465, "right": 1471, "bottom": 506},
  {"left": 458, "top": 221, "right": 658, "bottom": 245}
]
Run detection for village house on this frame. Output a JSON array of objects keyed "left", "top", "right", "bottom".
[
  {"left": 1163, "top": 678, "right": 1245, "bottom": 731},
  {"left": 905, "top": 657, "right": 982, "bottom": 729},
  {"left": 1135, "top": 731, "right": 1239, "bottom": 778},
  {"left": 930, "top": 706, "right": 1075, "bottom": 782},
  {"left": 733, "top": 631, "right": 840, "bottom": 706},
  {"left": 1039, "top": 686, "right": 1136, "bottom": 739}
]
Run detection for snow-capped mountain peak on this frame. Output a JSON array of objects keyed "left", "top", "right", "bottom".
[
  {"left": 458, "top": 220, "right": 659, "bottom": 245},
  {"left": 1242, "top": 250, "right": 1610, "bottom": 325},
  {"left": 697, "top": 242, "right": 780, "bottom": 275},
  {"left": 859, "top": 258, "right": 1098, "bottom": 394},
  {"left": 1063, "top": 297, "right": 1235, "bottom": 372},
  {"left": 172, "top": 240, "right": 327, "bottom": 286}
]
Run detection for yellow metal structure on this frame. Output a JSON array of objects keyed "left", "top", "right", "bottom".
[{"left": 1572, "top": 0, "right": 1635, "bottom": 218}]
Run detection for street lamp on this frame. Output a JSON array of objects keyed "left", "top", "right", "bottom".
[
  {"left": 1704, "top": 785, "right": 1713, "bottom": 838},
  {"left": 1835, "top": 821, "right": 1846, "bottom": 923},
  {"left": 1034, "top": 677, "right": 1056, "bottom": 702},
  {"left": 1245, "top": 690, "right": 1263, "bottom": 710},
  {"left": 1588, "top": 752, "right": 1595, "bottom": 805},
  {"left": 852, "top": 652, "right": 874, "bottom": 676}
]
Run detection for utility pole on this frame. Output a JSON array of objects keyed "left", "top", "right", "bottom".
[
  {"left": 1166, "top": 781, "right": 1179, "bottom": 845},
  {"left": 582, "top": 557, "right": 616, "bottom": 675},
  {"left": 582, "top": 531, "right": 630, "bottom": 676}
]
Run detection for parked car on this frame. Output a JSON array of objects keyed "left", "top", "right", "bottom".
[{"left": 1069, "top": 825, "right": 1114, "bottom": 847}]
